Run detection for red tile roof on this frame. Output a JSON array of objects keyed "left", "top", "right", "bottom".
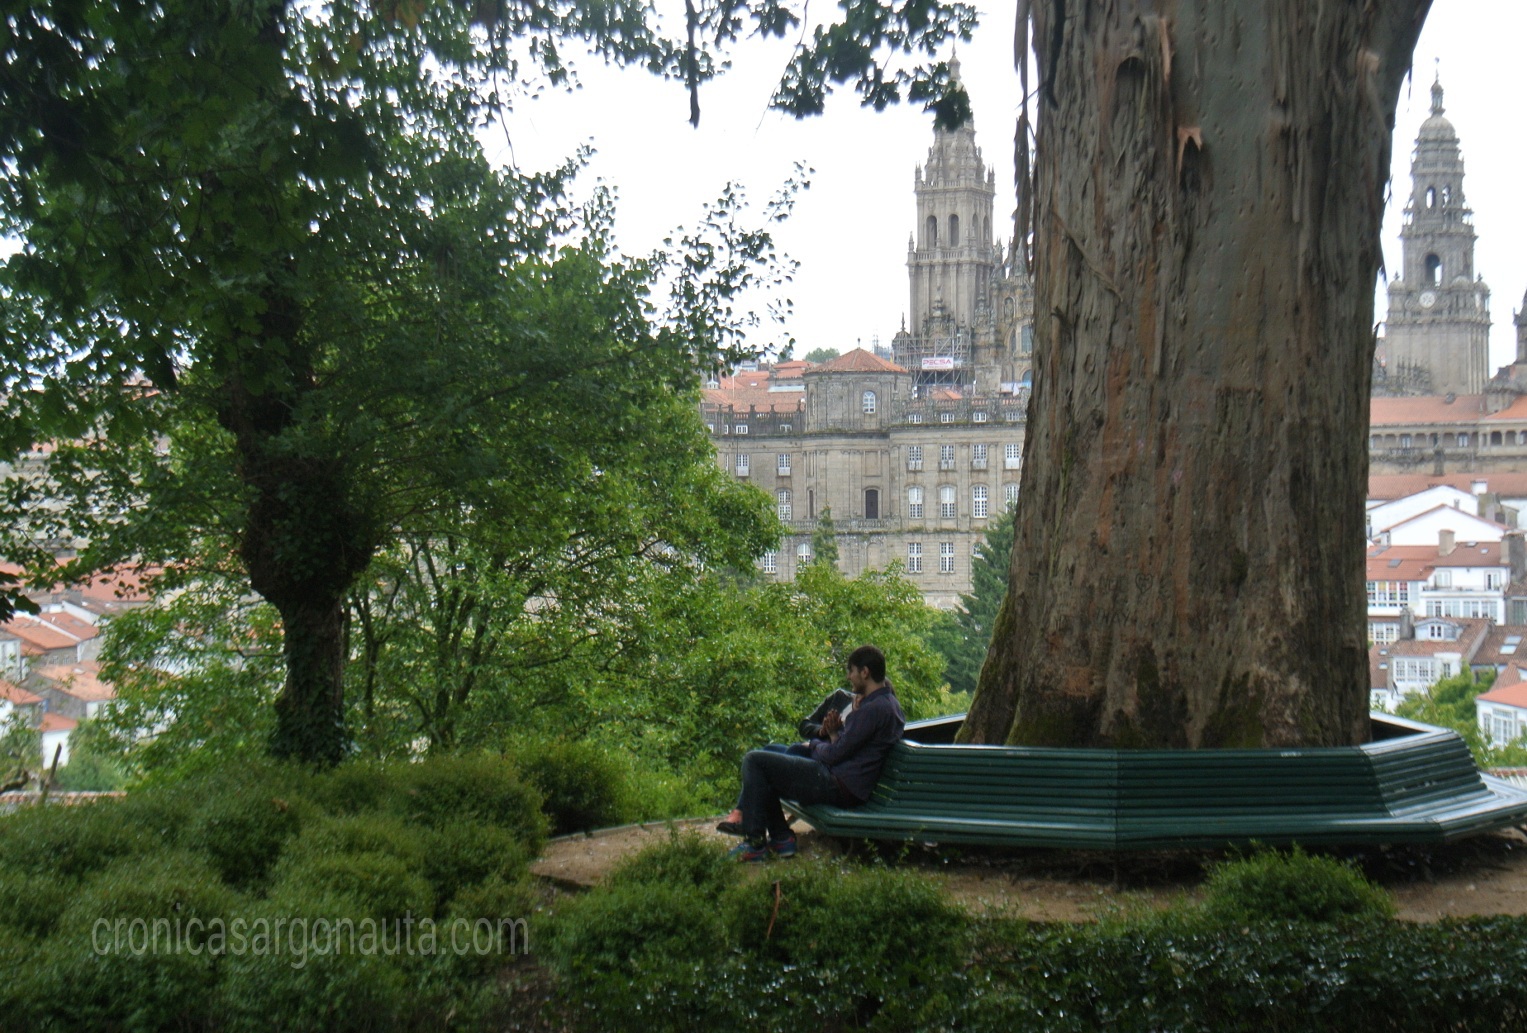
[
  {"left": 32, "top": 661, "right": 114, "bottom": 703},
  {"left": 1477, "top": 678, "right": 1527, "bottom": 709},
  {"left": 1386, "top": 618, "right": 1491, "bottom": 658},
  {"left": 1366, "top": 543, "right": 1505, "bottom": 580},
  {"left": 1370, "top": 394, "right": 1490, "bottom": 425},
  {"left": 1473, "top": 627, "right": 1527, "bottom": 668},
  {"left": 1482, "top": 394, "right": 1527, "bottom": 422},
  {"left": 701, "top": 387, "right": 806, "bottom": 414},
  {"left": 0, "top": 617, "right": 79, "bottom": 652},
  {"left": 1368, "top": 472, "right": 1527, "bottom": 500},
  {"left": 38, "top": 712, "right": 77, "bottom": 732},
  {"left": 0, "top": 680, "right": 42, "bottom": 706},
  {"left": 804, "top": 348, "right": 907, "bottom": 374}
]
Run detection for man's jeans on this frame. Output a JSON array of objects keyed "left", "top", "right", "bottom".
[{"left": 738, "top": 749, "right": 842, "bottom": 843}]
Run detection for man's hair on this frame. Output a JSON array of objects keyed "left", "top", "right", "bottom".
[{"left": 847, "top": 644, "right": 886, "bottom": 682}]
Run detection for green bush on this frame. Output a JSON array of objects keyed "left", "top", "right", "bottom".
[
  {"left": 35, "top": 850, "right": 243, "bottom": 1032},
  {"left": 0, "top": 798, "right": 157, "bottom": 880},
  {"left": 0, "top": 870, "right": 73, "bottom": 938},
  {"left": 285, "top": 812, "right": 426, "bottom": 866},
  {"left": 422, "top": 820, "right": 532, "bottom": 908},
  {"left": 605, "top": 828, "right": 737, "bottom": 894},
  {"left": 1199, "top": 845, "right": 1395, "bottom": 925},
  {"left": 187, "top": 781, "right": 308, "bottom": 891},
  {"left": 515, "top": 739, "right": 628, "bottom": 834},
  {"left": 389, "top": 754, "right": 547, "bottom": 846},
  {"left": 269, "top": 849, "right": 435, "bottom": 924},
  {"left": 216, "top": 892, "right": 416, "bottom": 1033}
]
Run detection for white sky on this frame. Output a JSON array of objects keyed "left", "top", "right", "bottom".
[{"left": 490, "top": 1, "right": 1527, "bottom": 368}]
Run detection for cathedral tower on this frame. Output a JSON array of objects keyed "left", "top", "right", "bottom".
[
  {"left": 905, "top": 58, "right": 1000, "bottom": 335},
  {"left": 1383, "top": 77, "right": 1491, "bottom": 395}
]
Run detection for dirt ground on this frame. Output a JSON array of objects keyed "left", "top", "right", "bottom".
[{"left": 531, "top": 816, "right": 1527, "bottom": 923}]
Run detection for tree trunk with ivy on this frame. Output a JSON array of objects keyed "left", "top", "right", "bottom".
[{"left": 962, "top": 0, "right": 1431, "bottom": 748}]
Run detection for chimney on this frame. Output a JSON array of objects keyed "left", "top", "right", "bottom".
[{"left": 1439, "top": 529, "right": 1456, "bottom": 557}]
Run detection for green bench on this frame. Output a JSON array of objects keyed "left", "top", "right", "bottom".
[{"left": 788, "top": 714, "right": 1527, "bottom": 849}]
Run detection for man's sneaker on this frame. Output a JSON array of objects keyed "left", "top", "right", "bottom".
[
  {"left": 728, "top": 839, "right": 770, "bottom": 863},
  {"left": 770, "top": 835, "right": 798, "bottom": 858},
  {"left": 716, "top": 809, "right": 744, "bottom": 836}
]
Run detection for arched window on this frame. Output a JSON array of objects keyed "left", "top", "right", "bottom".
[
  {"left": 1425, "top": 254, "right": 1442, "bottom": 285},
  {"left": 862, "top": 390, "right": 877, "bottom": 414},
  {"left": 907, "top": 486, "right": 924, "bottom": 519},
  {"left": 939, "top": 484, "right": 956, "bottom": 518},
  {"left": 1426, "top": 186, "right": 1437, "bottom": 209},
  {"left": 777, "top": 489, "right": 791, "bottom": 521},
  {"left": 926, "top": 215, "right": 937, "bottom": 246},
  {"left": 972, "top": 485, "right": 989, "bottom": 519},
  {"left": 1492, "top": 431, "right": 1503, "bottom": 447},
  {"left": 797, "top": 542, "right": 812, "bottom": 565},
  {"left": 864, "top": 488, "right": 880, "bottom": 520},
  {"left": 948, "top": 213, "right": 960, "bottom": 245},
  {"left": 983, "top": 216, "right": 990, "bottom": 242},
  {"left": 1457, "top": 433, "right": 1470, "bottom": 448},
  {"left": 1442, "top": 185, "right": 1452, "bottom": 207},
  {"left": 1004, "top": 483, "right": 1019, "bottom": 507}
]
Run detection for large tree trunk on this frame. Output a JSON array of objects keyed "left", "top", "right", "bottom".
[
  {"left": 963, "top": 1, "right": 1431, "bottom": 748},
  {"left": 223, "top": 286, "right": 376, "bottom": 766}
]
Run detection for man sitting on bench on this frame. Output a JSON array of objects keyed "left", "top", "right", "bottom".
[{"left": 726, "top": 644, "right": 905, "bottom": 862}]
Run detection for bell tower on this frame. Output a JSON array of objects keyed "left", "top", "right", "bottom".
[{"left": 1383, "top": 76, "right": 1491, "bottom": 396}]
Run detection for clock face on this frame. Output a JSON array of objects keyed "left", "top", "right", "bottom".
[{"left": 1420, "top": 290, "right": 1437, "bottom": 309}]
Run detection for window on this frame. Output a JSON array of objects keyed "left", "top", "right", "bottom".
[
  {"left": 908, "top": 413, "right": 923, "bottom": 424},
  {"left": 1366, "top": 580, "right": 1410, "bottom": 605},
  {"left": 948, "top": 213, "right": 960, "bottom": 244},
  {"left": 761, "top": 551, "right": 778, "bottom": 574},
  {"left": 939, "top": 541, "right": 955, "bottom": 574},
  {"left": 1434, "top": 570, "right": 1453, "bottom": 589},
  {"left": 939, "top": 444, "right": 955, "bottom": 470},
  {"left": 862, "top": 390, "right": 877, "bottom": 414},
  {"left": 1457, "top": 433, "right": 1469, "bottom": 448},
  {"left": 735, "top": 423, "right": 749, "bottom": 435},
  {"left": 1425, "top": 253, "right": 1442, "bottom": 285},
  {"left": 907, "top": 486, "right": 924, "bottom": 519},
  {"left": 972, "top": 485, "right": 989, "bottom": 519},
  {"left": 940, "top": 412, "right": 954, "bottom": 424},
  {"left": 1369, "top": 623, "right": 1399, "bottom": 645},
  {"left": 1020, "top": 325, "right": 1034, "bottom": 355},
  {"left": 1492, "top": 713, "right": 1518, "bottom": 746},
  {"left": 907, "top": 445, "right": 924, "bottom": 471},
  {"left": 939, "top": 484, "right": 956, "bottom": 518},
  {"left": 1004, "top": 483, "right": 1019, "bottom": 506},
  {"left": 797, "top": 542, "right": 812, "bottom": 565},
  {"left": 907, "top": 542, "right": 923, "bottom": 573},
  {"left": 864, "top": 488, "right": 880, "bottom": 520},
  {"left": 973, "top": 411, "right": 988, "bottom": 423},
  {"left": 1005, "top": 443, "right": 1022, "bottom": 469},
  {"left": 1487, "top": 571, "right": 1504, "bottom": 590},
  {"left": 1400, "top": 434, "right": 1412, "bottom": 448},
  {"left": 777, "top": 489, "right": 792, "bottom": 521},
  {"left": 735, "top": 453, "right": 750, "bottom": 476},
  {"left": 926, "top": 215, "right": 937, "bottom": 246},
  {"left": 779, "top": 423, "right": 792, "bottom": 433},
  {"left": 777, "top": 453, "right": 792, "bottom": 475},
  {"left": 971, "top": 443, "right": 988, "bottom": 469}
]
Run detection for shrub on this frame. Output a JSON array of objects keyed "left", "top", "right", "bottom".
[
  {"left": 0, "top": 870, "right": 73, "bottom": 938},
  {"left": 216, "top": 891, "right": 415, "bottom": 1033},
  {"left": 36, "top": 850, "right": 242, "bottom": 1032},
  {"left": 389, "top": 754, "right": 547, "bottom": 848},
  {"left": 421, "top": 821, "right": 533, "bottom": 908},
  {"left": 547, "top": 877, "right": 731, "bottom": 1032},
  {"left": 515, "top": 739, "right": 628, "bottom": 834},
  {"left": 1199, "top": 845, "right": 1395, "bottom": 925},
  {"left": 605, "top": 828, "right": 737, "bottom": 895},
  {"left": 0, "top": 798, "right": 157, "bottom": 880},
  {"left": 268, "top": 849, "right": 435, "bottom": 923},
  {"left": 285, "top": 812, "right": 426, "bottom": 867},
  {"left": 187, "top": 781, "right": 308, "bottom": 891}
]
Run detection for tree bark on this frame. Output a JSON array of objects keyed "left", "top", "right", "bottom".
[{"left": 963, "top": 0, "right": 1431, "bottom": 748}]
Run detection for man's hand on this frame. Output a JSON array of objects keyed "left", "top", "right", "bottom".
[{"left": 820, "top": 708, "right": 844, "bottom": 738}]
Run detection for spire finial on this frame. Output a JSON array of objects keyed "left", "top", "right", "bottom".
[{"left": 1431, "top": 64, "right": 1444, "bottom": 116}]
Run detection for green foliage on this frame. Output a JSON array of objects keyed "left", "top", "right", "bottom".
[
  {"left": 50, "top": 719, "right": 130, "bottom": 791},
  {"left": 930, "top": 502, "right": 1015, "bottom": 697},
  {"left": 810, "top": 505, "right": 841, "bottom": 569},
  {"left": 38, "top": 851, "right": 243, "bottom": 1033},
  {"left": 514, "top": 739, "right": 629, "bottom": 835},
  {"left": 0, "top": 711, "right": 39, "bottom": 786},
  {"left": 548, "top": 838, "right": 966, "bottom": 1032},
  {"left": 801, "top": 347, "right": 841, "bottom": 363},
  {"left": 1397, "top": 668, "right": 1527, "bottom": 767},
  {"left": 1199, "top": 846, "right": 1395, "bottom": 925},
  {"left": 0, "top": 752, "right": 549, "bottom": 1030}
]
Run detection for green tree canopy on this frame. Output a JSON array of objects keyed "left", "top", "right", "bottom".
[{"left": 932, "top": 502, "right": 1015, "bottom": 698}]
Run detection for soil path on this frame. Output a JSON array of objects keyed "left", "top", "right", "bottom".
[{"left": 531, "top": 817, "right": 1527, "bottom": 923}]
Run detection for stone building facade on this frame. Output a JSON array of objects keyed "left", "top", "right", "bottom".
[{"left": 703, "top": 81, "right": 1032, "bottom": 608}]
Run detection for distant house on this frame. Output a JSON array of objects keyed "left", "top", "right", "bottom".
[
  {"left": 1476, "top": 666, "right": 1527, "bottom": 747},
  {"left": 38, "top": 711, "right": 77, "bottom": 769},
  {"left": 0, "top": 679, "right": 42, "bottom": 726},
  {"left": 29, "top": 661, "right": 115, "bottom": 722},
  {"left": 1369, "top": 616, "right": 1490, "bottom": 712},
  {"left": 1366, "top": 534, "right": 1521, "bottom": 642}
]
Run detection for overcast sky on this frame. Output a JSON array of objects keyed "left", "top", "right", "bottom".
[{"left": 491, "top": 2, "right": 1527, "bottom": 369}]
